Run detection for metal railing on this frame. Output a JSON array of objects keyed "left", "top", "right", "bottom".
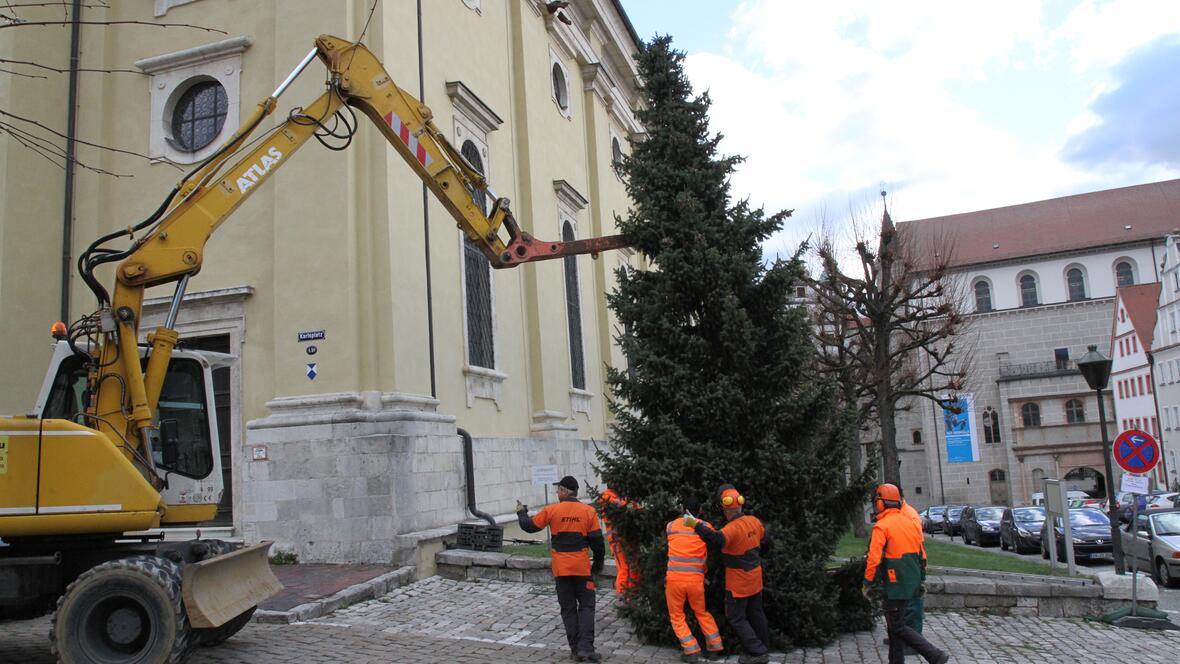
[{"left": 998, "top": 360, "right": 1076, "bottom": 378}]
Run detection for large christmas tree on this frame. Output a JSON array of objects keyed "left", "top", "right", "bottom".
[{"left": 598, "top": 36, "right": 868, "bottom": 648}]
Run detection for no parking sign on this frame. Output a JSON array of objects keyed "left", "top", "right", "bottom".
[{"left": 1113, "top": 429, "right": 1160, "bottom": 474}]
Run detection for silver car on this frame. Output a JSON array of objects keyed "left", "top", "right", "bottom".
[{"left": 1121, "top": 508, "right": 1180, "bottom": 588}]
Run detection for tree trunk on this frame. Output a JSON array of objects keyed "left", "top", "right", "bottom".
[{"left": 849, "top": 435, "right": 869, "bottom": 537}]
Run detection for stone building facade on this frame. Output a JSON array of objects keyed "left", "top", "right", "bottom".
[
  {"left": 0, "top": 0, "right": 643, "bottom": 563},
  {"left": 1153, "top": 235, "right": 1180, "bottom": 491},
  {"left": 893, "top": 179, "right": 1180, "bottom": 509}
]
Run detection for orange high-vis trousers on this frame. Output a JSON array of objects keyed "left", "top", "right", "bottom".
[
  {"left": 609, "top": 536, "right": 639, "bottom": 594},
  {"left": 665, "top": 579, "right": 722, "bottom": 655}
]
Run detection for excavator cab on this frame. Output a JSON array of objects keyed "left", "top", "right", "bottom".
[{"left": 32, "top": 340, "right": 228, "bottom": 523}]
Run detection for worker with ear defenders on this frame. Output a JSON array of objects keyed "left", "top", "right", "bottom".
[
  {"left": 684, "top": 484, "right": 771, "bottom": 664},
  {"left": 862, "top": 484, "right": 949, "bottom": 664}
]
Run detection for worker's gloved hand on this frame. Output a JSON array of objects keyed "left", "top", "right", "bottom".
[
  {"left": 591, "top": 559, "right": 604, "bottom": 575},
  {"left": 919, "top": 582, "right": 927, "bottom": 597},
  {"left": 860, "top": 582, "right": 872, "bottom": 601},
  {"left": 683, "top": 514, "right": 699, "bottom": 528},
  {"left": 515, "top": 501, "right": 527, "bottom": 514}
]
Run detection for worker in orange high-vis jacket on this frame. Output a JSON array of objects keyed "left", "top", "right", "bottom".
[
  {"left": 518, "top": 475, "right": 605, "bottom": 663},
  {"left": 862, "top": 484, "right": 949, "bottom": 664},
  {"left": 666, "top": 495, "right": 724, "bottom": 663},
  {"left": 685, "top": 484, "right": 770, "bottom": 664},
  {"left": 598, "top": 485, "right": 640, "bottom": 594}
]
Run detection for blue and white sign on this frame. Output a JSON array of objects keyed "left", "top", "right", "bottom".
[
  {"left": 298, "top": 329, "right": 326, "bottom": 342},
  {"left": 943, "top": 393, "right": 979, "bottom": 464},
  {"left": 306, "top": 363, "right": 318, "bottom": 380}
]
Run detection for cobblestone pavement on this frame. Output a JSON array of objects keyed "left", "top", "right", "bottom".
[{"left": 5, "top": 576, "right": 1180, "bottom": 663}]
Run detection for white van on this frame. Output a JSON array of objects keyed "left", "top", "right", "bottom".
[{"left": 1030, "top": 490, "right": 1089, "bottom": 506}]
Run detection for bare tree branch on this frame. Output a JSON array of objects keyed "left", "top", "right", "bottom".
[
  {"left": 0, "top": 58, "right": 142, "bottom": 75},
  {"left": 0, "top": 20, "right": 227, "bottom": 33}
]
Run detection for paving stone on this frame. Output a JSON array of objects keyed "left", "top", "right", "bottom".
[{"left": 6, "top": 576, "right": 1180, "bottom": 663}]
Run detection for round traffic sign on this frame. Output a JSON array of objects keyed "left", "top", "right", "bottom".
[{"left": 1113, "top": 429, "right": 1160, "bottom": 474}]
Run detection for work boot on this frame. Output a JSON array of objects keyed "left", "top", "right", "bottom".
[
  {"left": 569, "top": 650, "right": 579, "bottom": 661},
  {"left": 680, "top": 654, "right": 703, "bottom": 663},
  {"left": 930, "top": 651, "right": 950, "bottom": 664},
  {"left": 737, "top": 654, "right": 769, "bottom": 664},
  {"left": 577, "top": 652, "right": 603, "bottom": 663},
  {"left": 704, "top": 652, "right": 725, "bottom": 662}
]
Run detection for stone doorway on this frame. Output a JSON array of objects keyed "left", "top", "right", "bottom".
[{"left": 988, "top": 469, "right": 1008, "bottom": 505}]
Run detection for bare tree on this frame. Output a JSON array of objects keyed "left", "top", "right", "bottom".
[
  {"left": 810, "top": 194, "right": 970, "bottom": 488},
  {"left": 0, "top": 1, "right": 224, "bottom": 175}
]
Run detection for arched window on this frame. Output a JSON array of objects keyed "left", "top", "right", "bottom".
[
  {"left": 989, "top": 469, "right": 1006, "bottom": 482},
  {"left": 1065, "top": 398, "right": 1085, "bottom": 423},
  {"left": 461, "top": 140, "right": 494, "bottom": 369},
  {"left": 611, "top": 136, "right": 624, "bottom": 177},
  {"left": 1066, "top": 267, "right": 1086, "bottom": 301},
  {"left": 1116, "top": 260, "right": 1135, "bottom": 287},
  {"left": 1021, "top": 402, "right": 1041, "bottom": 427},
  {"left": 912, "top": 430, "right": 923, "bottom": 445},
  {"left": 1032, "top": 468, "right": 1045, "bottom": 492},
  {"left": 1019, "top": 273, "right": 1039, "bottom": 307},
  {"left": 973, "top": 280, "right": 993, "bottom": 313},
  {"left": 982, "top": 406, "right": 1001, "bottom": 443},
  {"left": 562, "top": 221, "right": 586, "bottom": 390}
]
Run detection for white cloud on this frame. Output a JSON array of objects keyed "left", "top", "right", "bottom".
[{"left": 676, "top": 1, "right": 1180, "bottom": 259}]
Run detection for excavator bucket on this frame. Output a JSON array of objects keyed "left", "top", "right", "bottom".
[{"left": 181, "top": 541, "right": 282, "bottom": 628}]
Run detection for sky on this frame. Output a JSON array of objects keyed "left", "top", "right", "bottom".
[{"left": 621, "top": 1, "right": 1180, "bottom": 259}]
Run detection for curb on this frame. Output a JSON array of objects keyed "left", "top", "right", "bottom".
[{"left": 254, "top": 565, "right": 416, "bottom": 624}]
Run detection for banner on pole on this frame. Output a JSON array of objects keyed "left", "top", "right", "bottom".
[{"left": 943, "top": 393, "right": 979, "bottom": 464}]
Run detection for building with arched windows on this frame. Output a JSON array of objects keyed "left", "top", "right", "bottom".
[
  {"left": 891, "top": 179, "right": 1180, "bottom": 508},
  {"left": 0, "top": 0, "right": 643, "bottom": 564}
]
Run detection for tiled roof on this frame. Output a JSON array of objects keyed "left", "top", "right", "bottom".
[
  {"left": 897, "top": 179, "right": 1180, "bottom": 269},
  {"left": 1118, "top": 282, "right": 1162, "bottom": 351}
]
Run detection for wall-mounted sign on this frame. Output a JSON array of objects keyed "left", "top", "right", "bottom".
[
  {"left": 298, "top": 330, "right": 326, "bottom": 342},
  {"left": 306, "top": 363, "right": 318, "bottom": 380},
  {"left": 251, "top": 445, "right": 268, "bottom": 461},
  {"left": 531, "top": 464, "right": 559, "bottom": 485},
  {"left": 306, "top": 345, "right": 318, "bottom": 355}
]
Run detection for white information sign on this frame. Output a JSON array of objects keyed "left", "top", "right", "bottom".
[
  {"left": 1121, "top": 473, "right": 1150, "bottom": 495},
  {"left": 531, "top": 464, "right": 558, "bottom": 486}
]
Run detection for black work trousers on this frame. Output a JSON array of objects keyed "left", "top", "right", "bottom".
[
  {"left": 883, "top": 599, "right": 944, "bottom": 664},
  {"left": 555, "top": 576, "right": 596, "bottom": 655},
  {"left": 724, "top": 590, "right": 769, "bottom": 656}
]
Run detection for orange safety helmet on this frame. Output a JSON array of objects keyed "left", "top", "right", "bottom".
[
  {"left": 718, "top": 484, "right": 745, "bottom": 508},
  {"left": 873, "top": 483, "right": 902, "bottom": 516}
]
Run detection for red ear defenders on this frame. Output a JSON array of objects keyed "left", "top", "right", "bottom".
[{"left": 720, "top": 489, "right": 745, "bottom": 507}]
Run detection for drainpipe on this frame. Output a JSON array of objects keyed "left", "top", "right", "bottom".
[
  {"left": 61, "top": 0, "right": 82, "bottom": 321},
  {"left": 458, "top": 428, "right": 495, "bottom": 526},
  {"left": 416, "top": 0, "right": 437, "bottom": 398}
]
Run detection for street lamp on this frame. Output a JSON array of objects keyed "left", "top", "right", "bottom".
[{"left": 1077, "top": 344, "right": 1125, "bottom": 574}]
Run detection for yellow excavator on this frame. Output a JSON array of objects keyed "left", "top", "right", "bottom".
[{"left": 0, "top": 35, "right": 627, "bottom": 662}]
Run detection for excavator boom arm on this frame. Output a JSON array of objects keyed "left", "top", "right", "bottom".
[{"left": 89, "top": 35, "right": 629, "bottom": 482}]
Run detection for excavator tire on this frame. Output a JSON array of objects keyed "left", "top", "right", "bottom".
[
  {"left": 50, "top": 555, "right": 193, "bottom": 664},
  {"left": 191, "top": 540, "right": 256, "bottom": 647}
]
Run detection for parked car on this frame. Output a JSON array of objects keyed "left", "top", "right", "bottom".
[
  {"left": 1117, "top": 491, "right": 1173, "bottom": 522},
  {"left": 925, "top": 505, "right": 948, "bottom": 533},
  {"left": 942, "top": 505, "right": 966, "bottom": 536},
  {"left": 1146, "top": 492, "right": 1179, "bottom": 510},
  {"left": 1040, "top": 508, "right": 1114, "bottom": 560},
  {"left": 961, "top": 505, "right": 1005, "bottom": 546},
  {"left": 1000, "top": 506, "right": 1046, "bottom": 554},
  {"left": 1121, "top": 508, "right": 1180, "bottom": 588}
]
